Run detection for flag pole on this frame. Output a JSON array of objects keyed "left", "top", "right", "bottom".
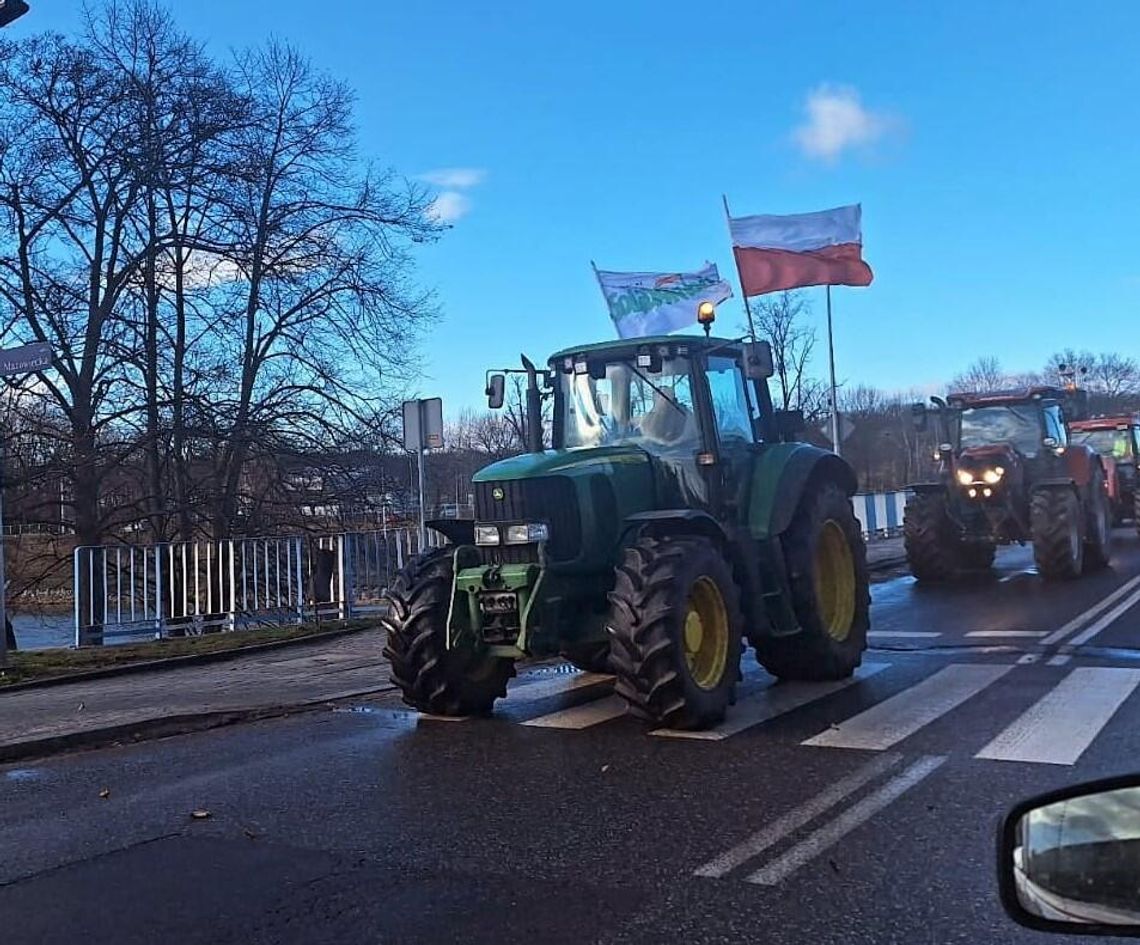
[
  {"left": 722, "top": 195, "right": 757, "bottom": 341},
  {"left": 826, "top": 284, "right": 841, "bottom": 457},
  {"left": 591, "top": 260, "right": 619, "bottom": 337}
]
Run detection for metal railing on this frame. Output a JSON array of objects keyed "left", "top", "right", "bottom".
[{"left": 73, "top": 526, "right": 443, "bottom": 646}]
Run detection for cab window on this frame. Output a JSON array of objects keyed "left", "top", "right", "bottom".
[
  {"left": 706, "top": 357, "right": 755, "bottom": 444},
  {"left": 1044, "top": 405, "right": 1067, "bottom": 445}
]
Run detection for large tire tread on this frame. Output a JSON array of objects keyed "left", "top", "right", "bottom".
[
  {"left": 903, "top": 492, "right": 960, "bottom": 582},
  {"left": 381, "top": 547, "right": 515, "bottom": 715},
  {"left": 1031, "top": 490, "right": 1083, "bottom": 581},
  {"left": 607, "top": 536, "right": 743, "bottom": 730}
]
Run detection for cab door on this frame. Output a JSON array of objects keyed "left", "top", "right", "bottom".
[{"left": 703, "top": 354, "right": 762, "bottom": 524}]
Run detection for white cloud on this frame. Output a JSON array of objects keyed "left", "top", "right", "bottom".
[
  {"left": 426, "top": 191, "right": 472, "bottom": 223},
  {"left": 792, "top": 85, "right": 892, "bottom": 161},
  {"left": 418, "top": 167, "right": 486, "bottom": 189}
]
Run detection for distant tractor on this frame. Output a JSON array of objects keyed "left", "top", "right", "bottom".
[
  {"left": 1069, "top": 416, "right": 1140, "bottom": 530},
  {"left": 905, "top": 386, "right": 1112, "bottom": 581},
  {"left": 381, "top": 310, "right": 871, "bottom": 730}
]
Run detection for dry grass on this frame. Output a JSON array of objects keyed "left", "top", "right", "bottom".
[{"left": 0, "top": 619, "right": 379, "bottom": 687}]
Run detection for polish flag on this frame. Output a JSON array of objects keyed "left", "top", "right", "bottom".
[{"left": 728, "top": 204, "right": 873, "bottom": 297}]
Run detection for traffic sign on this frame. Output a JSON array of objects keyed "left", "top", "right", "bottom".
[
  {"left": 402, "top": 397, "right": 443, "bottom": 451},
  {"left": 819, "top": 415, "right": 855, "bottom": 444},
  {"left": 0, "top": 342, "right": 51, "bottom": 376}
]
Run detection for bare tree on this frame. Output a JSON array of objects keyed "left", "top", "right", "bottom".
[
  {"left": 745, "top": 291, "right": 818, "bottom": 412},
  {"left": 951, "top": 356, "right": 1007, "bottom": 393}
]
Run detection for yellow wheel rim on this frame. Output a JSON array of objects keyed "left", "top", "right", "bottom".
[
  {"left": 814, "top": 520, "right": 856, "bottom": 642},
  {"left": 683, "top": 576, "right": 729, "bottom": 690}
]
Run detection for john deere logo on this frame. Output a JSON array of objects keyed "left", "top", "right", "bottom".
[{"left": 492, "top": 487, "right": 505, "bottom": 500}]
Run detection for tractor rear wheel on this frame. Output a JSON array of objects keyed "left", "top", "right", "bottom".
[
  {"left": 903, "top": 492, "right": 959, "bottom": 581},
  {"left": 381, "top": 547, "right": 515, "bottom": 716},
  {"left": 1031, "top": 489, "right": 1084, "bottom": 581},
  {"left": 607, "top": 536, "right": 743, "bottom": 730},
  {"left": 755, "top": 482, "right": 869, "bottom": 682},
  {"left": 960, "top": 542, "right": 996, "bottom": 571},
  {"left": 561, "top": 642, "right": 613, "bottom": 674},
  {"left": 1084, "top": 478, "right": 1113, "bottom": 572}
]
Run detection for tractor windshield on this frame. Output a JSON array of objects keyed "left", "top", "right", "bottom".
[
  {"left": 959, "top": 404, "right": 1042, "bottom": 456},
  {"left": 1072, "top": 428, "right": 1134, "bottom": 460},
  {"left": 557, "top": 355, "right": 698, "bottom": 452}
]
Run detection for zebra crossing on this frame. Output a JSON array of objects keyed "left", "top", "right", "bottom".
[{"left": 410, "top": 656, "right": 1140, "bottom": 767}]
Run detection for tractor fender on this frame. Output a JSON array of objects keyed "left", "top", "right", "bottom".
[
  {"left": 749, "top": 443, "right": 859, "bottom": 540},
  {"left": 426, "top": 519, "right": 475, "bottom": 545},
  {"left": 1063, "top": 445, "right": 1104, "bottom": 490},
  {"left": 620, "top": 509, "right": 729, "bottom": 545}
]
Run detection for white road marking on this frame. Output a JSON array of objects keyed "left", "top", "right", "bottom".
[
  {"left": 1017, "top": 654, "right": 1039, "bottom": 665},
  {"left": 416, "top": 714, "right": 471, "bottom": 723},
  {"left": 508, "top": 671, "right": 613, "bottom": 703},
  {"left": 1040, "top": 574, "right": 1140, "bottom": 646},
  {"left": 976, "top": 667, "right": 1140, "bottom": 765},
  {"left": 744, "top": 755, "right": 947, "bottom": 885},
  {"left": 522, "top": 694, "right": 627, "bottom": 729},
  {"left": 692, "top": 753, "right": 903, "bottom": 878},
  {"left": 868, "top": 631, "right": 941, "bottom": 639},
  {"left": 1067, "top": 586, "right": 1140, "bottom": 647},
  {"left": 802, "top": 663, "right": 1013, "bottom": 751},
  {"left": 1047, "top": 654, "right": 1072, "bottom": 667},
  {"left": 652, "top": 663, "right": 890, "bottom": 741},
  {"left": 966, "top": 630, "right": 1047, "bottom": 638}
]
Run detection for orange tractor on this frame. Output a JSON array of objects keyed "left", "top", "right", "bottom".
[{"left": 1069, "top": 416, "right": 1140, "bottom": 530}]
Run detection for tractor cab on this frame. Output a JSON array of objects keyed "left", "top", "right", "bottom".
[{"left": 1070, "top": 416, "right": 1140, "bottom": 527}]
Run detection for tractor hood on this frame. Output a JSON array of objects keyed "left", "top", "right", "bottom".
[
  {"left": 472, "top": 445, "right": 651, "bottom": 482},
  {"left": 958, "top": 444, "right": 1022, "bottom": 470}
]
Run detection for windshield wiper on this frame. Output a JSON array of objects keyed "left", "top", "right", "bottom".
[{"left": 627, "top": 362, "right": 686, "bottom": 415}]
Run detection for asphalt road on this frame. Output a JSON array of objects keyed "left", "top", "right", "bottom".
[{"left": 5, "top": 532, "right": 1140, "bottom": 944}]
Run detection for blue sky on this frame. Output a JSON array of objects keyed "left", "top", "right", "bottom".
[{"left": 15, "top": 1, "right": 1140, "bottom": 415}]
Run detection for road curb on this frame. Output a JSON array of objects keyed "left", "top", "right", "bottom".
[
  {"left": 0, "top": 683, "right": 398, "bottom": 764},
  {"left": 0, "top": 622, "right": 381, "bottom": 694}
]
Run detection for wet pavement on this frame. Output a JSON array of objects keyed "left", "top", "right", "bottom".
[{"left": 3, "top": 532, "right": 1140, "bottom": 943}]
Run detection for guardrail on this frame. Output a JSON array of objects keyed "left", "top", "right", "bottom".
[
  {"left": 73, "top": 527, "right": 443, "bottom": 646},
  {"left": 853, "top": 491, "right": 912, "bottom": 540}
]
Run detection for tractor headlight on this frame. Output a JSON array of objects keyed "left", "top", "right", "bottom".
[
  {"left": 956, "top": 469, "right": 974, "bottom": 486},
  {"left": 505, "top": 523, "right": 549, "bottom": 544},
  {"left": 982, "top": 467, "right": 1004, "bottom": 485},
  {"left": 474, "top": 525, "right": 501, "bottom": 546}
]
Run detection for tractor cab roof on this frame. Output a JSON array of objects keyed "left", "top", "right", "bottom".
[
  {"left": 1070, "top": 415, "right": 1140, "bottom": 431},
  {"left": 548, "top": 335, "right": 739, "bottom": 366},
  {"left": 946, "top": 386, "right": 1071, "bottom": 409}
]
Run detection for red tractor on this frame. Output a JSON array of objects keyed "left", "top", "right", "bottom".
[
  {"left": 905, "top": 386, "right": 1113, "bottom": 581},
  {"left": 1069, "top": 415, "right": 1140, "bottom": 530}
]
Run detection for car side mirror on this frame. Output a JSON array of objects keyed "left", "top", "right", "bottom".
[
  {"left": 743, "top": 340, "right": 774, "bottom": 380},
  {"left": 911, "top": 402, "right": 928, "bottom": 433},
  {"left": 486, "top": 373, "right": 505, "bottom": 410},
  {"left": 999, "top": 775, "right": 1140, "bottom": 936},
  {"left": 774, "top": 409, "right": 806, "bottom": 439}
]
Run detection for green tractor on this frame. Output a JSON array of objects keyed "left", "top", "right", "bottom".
[{"left": 381, "top": 317, "right": 870, "bottom": 730}]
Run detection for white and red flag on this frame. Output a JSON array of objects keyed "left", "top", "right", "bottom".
[{"left": 727, "top": 203, "right": 873, "bottom": 297}]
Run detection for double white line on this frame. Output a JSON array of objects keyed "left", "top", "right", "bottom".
[
  {"left": 1041, "top": 573, "right": 1140, "bottom": 650},
  {"left": 694, "top": 753, "right": 946, "bottom": 885}
]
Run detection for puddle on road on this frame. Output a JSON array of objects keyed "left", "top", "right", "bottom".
[{"left": 4, "top": 767, "right": 45, "bottom": 782}]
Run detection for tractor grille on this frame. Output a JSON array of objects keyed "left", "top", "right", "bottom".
[{"left": 474, "top": 476, "right": 581, "bottom": 564}]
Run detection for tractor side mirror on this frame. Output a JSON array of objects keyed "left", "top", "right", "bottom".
[
  {"left": 486, "top": 373, "right": 505, "bottom": 410},
  {"left": 743, "top": 341, "right": 775, "bottom": 380},
  {"left": 774, "top": 409, "right": 806, "bottom": 439},
  {"left": 911, "top": 402, "right": 928, "bottom": 433}
]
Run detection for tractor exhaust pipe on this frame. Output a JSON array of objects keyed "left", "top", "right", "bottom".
[{"left": 521, "top": 354, "right": 544, "bottom": 453}]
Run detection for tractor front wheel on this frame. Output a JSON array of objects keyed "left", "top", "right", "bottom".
[
  {"left": 607, "top": 536, "right": 743, "bottom": 730},
  {"left": 755, "top": 482, "right": 870, "bottom": 681},
  {"left": 1084, "top": 478, "right": 1113, "bottom": 572},
  {"left": 903, "top": 492, "right": 960, "bottom": 582},
  {"left": 1031, "top": 489, "right": 1084, "bottom": 581},
  {"left": 381, "top": 547, "right": 515, "bottom": 715}
]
